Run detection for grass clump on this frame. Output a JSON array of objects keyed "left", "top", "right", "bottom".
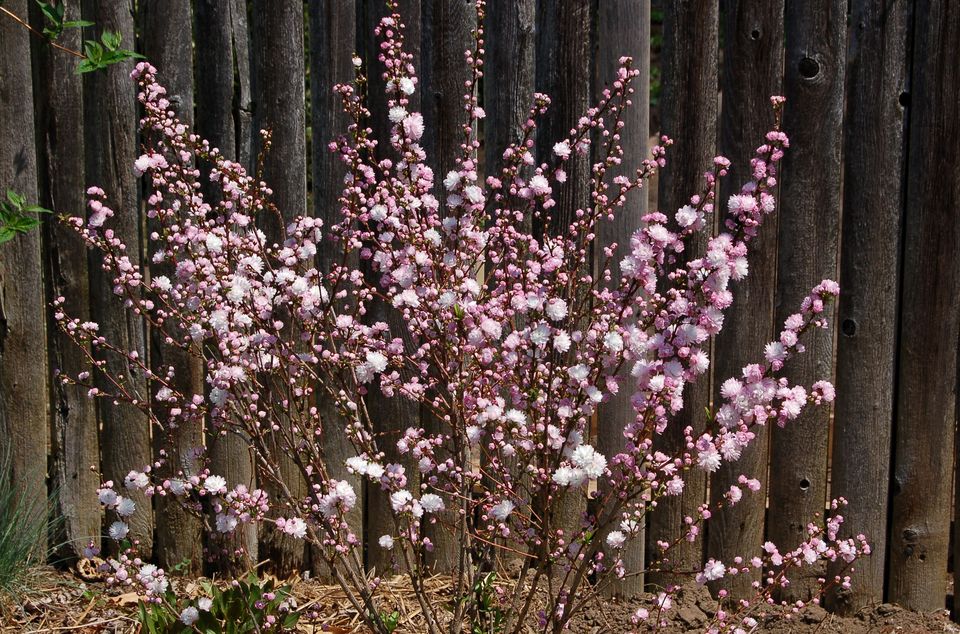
[{"left": 0, "top": 450, "right": 54, "bottom": 601}]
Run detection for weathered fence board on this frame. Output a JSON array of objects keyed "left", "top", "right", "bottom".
[
  {"left": 767, "top": 0, "right": 846, "bottom": 602},
  {"left": 195, "top": 0, "right": 258, "bottom": 572},
  {"left": 595, "top": 0, "right": 650, "bottom": 598},
  {"left": 646, "top": 0, "right": 717, "bottom": 593},
  {"left": 888, "top": 0, "right": 960, "bottom": 612},
  {"left": 485, "top": 0, "right": 535, "bottom": 181},
  {"left": 139, "top": 0, "right": 204, "bottom": 575},
  {"left": 708, "top": 0, "right": 785, "bottom": 599},
  {"left": 359, "top": 0, "right": 424, "bottom": 576},
  {"left": 827, "top": 0, "right": 909, "bottom": 614},
  {"left": 0, "top": 0, "right": 50, "bottom": 557},
  {"left": 483, "top": 0, "right": 536, "bottom": 576},
  {"left": 419, "top": 0, "right": 477, "bottom": 573},
  {"left": 81, "top": 0, "right": 154, "bottom": 557},
  {"left": 251, "top": 0, "right": 309, "bottom": 574},
  {"left": 30, "top": 0, "right": 100, "bottom": 562},
  {"left": 307, "top": 0, "right": 363, "bottom": 579},
  {"left": 534, "top": 0, "right": 591, "bottom": 546}
]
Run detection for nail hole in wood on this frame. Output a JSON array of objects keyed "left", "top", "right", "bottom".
[
  {"left": 899, "top": 91, "right": 910, "bottom": 107},
  {"left": 750, "top": 29, "right": 761, "bottom": 40},
  {"left": 799, "top": 57, "right": 820, "bottom": 79},
  {"left": 841, "top": 318, "right": 857, "bottom": 337},
  {"left": 799, "top": 478, "right": 810, "bottom": 491}
]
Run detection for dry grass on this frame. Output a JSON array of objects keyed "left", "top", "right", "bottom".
[
  {"left": 5, "top": 563, "right": 953, "bottom": 634},
  {"left": 0, "top": 566, "right": 502, "bottom": 633}
]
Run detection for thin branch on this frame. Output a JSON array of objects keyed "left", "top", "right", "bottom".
[{"left": 0, "top": 6, "right": 86, "bottom": 59}]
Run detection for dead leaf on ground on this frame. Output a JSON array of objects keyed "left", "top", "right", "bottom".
[{"left": 110, "top": 592, "right": 141, "bottom": 607}]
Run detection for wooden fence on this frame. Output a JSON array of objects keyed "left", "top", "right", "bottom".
[{"left": 0, "top": 0, "right": 958, "bottom": 617}]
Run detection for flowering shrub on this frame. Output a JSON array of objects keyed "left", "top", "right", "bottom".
[{"left": 53, "top": 1, "right": 868, "bottom": 632}]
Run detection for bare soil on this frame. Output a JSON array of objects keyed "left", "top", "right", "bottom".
[{"left": 1, "top": 566, "right": 956, "bottom": 633}]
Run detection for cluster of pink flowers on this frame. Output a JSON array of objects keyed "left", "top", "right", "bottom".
[{"left": 54, "top": 2, "right": 865, "bottom": 631}]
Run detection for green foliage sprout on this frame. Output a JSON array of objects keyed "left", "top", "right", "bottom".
[
  {"left": 34, "top": 0, "right": 91, "bottom": 41},
  {"left": 0, "top": 1, "right": 143, "bottom": 76},
  {"left": 76, "top": 29, "right": 144, "bottom": 75},
  {"left": 0, "top": 190, "right": 50, "bottom": 244},
  {"left": 137, "top": 572, "right": 301, "bottom": 633}
]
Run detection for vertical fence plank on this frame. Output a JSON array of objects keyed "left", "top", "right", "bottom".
[
  {"left": 534, "top": 0, "right": 591, "bottom": 546},
  {"left": 485, "top": 0, "right": 535, "bottom": 180},
  {"left": 307, "top": 0, "right": 362, "bottom": 579},
  {"left": 0, "top": 0, "right": 49, "bottom": 556},
  {"left": 645, "top": 0, "right": 717, "bottom": 592},
  {"left": 30, "top": 0, "right": 100, "bottom": 562},
  {"left": 766, "top": 0, "right": 846, "bottom": 602},
  {"left": 420, "top": 0, "right": 476, "bottom": 573},
  {"left": 251, "top": 0, "right": 308, "bottom": 574},
  {"left": 889, "top": 0, "right": 960, "bottom": 612},
  {"left": 708, "top": 0, "right": 784, "bottom": 599},
  {"left": 594, "top": 0, "right": 650, "bottom": 598},
  {"left": 827, "top": 0, "right": 909, "bottom": 614},
  {"left": 81, "top": 0, "right": 154, "bottom": 557},
  {"left": 139, "top": 0, "right": 204, "bottom": 575},
  {"left": 534, "top": 0, "right": 591, "bottom": 235},
  {"left": 196, "top": 0, "right": 257, "bottom": 571},
  {"left": 359, "top": 0, "right": 424, "bottom": 575},
  {"left": 484, "top": 0, "right": 535, "bottom": 575}
]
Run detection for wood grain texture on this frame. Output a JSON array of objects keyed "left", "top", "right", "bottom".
[
  {"left": 888, "top": 0, "right": 960, "bottom": 611},
  {"left": 139, "top": 0, "right": 204, "bottom": 575},
  {"left": 483, "top": 0, "right": 536, "bottom": 575},
  {"left": 534, "top": 0, "right": 591, "bottom": 547},
  {"left": 594, "top": 0, "right": 650, "bottom": 598},
  {"left": 30, "top": 0, "right": 100, "bottom": 562},
  {"left": 645, "top": 0, "right": 716, "bottom": 594},
  {"left": 420, "top": 0, "right": 476, "bottom": 574},
  {"left": 485, "top": 0, "right": 535, "bottom": 183},
  {"left": 196, "top": 0, "right": 253, "bottom": 169},
  {"left": 308, "top": 0, "right": 362, "bottom": 579},
  {"left": 196, "top": 0, "right": 258, "bottom": 572},
  {"left": 826, "top": 0, "right": 909, "bottom": 614},
  {"left": 707, "top": 0, "right": 784, "bottom": 599},
  {"left": 0, "top": 0, "right": 50, "bottom": 557},
  {"left": 251, "top": 0, "right": 308, "bottom": 574},
  {"left": 359, "top": 0, "right": 423, "bottom": 575},
  {"left": 766, "top": 0, "right": 846, "bottom": 603},
  {"left": 82, "top": 0, "right": 154, "bottom": 557}
]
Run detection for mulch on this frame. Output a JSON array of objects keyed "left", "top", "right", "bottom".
[{"left": 2, "top": 564, "right": 957, "bottom": 633}]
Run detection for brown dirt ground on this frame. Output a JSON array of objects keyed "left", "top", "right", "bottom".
[{"left": 1, "top": 566, "right": 957, "bottom": 633}]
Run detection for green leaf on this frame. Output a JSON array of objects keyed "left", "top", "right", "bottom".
[
  {"left": 99, "top": 29, "right": 121, "bottom": 50},
  {"left": 83, "top": 39, "right": 102, "bottom": 61},
  {"left": 0, "top": 190, "right": 49, "bottom": 245},
  {"left": 63, "top": 19, "right": 94, "bottom": 28},
  {"left": 78, "top": 37, "right": 137, "bottom": 74},
  {"left": 76, "top": 59, "right": 99, "bottom": 74},
  {"left": 35, "top": 1, "right": 63, "bottom": 38},
  {"left": 5, "top": 190, "right": 24, "bottom": 208}
]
